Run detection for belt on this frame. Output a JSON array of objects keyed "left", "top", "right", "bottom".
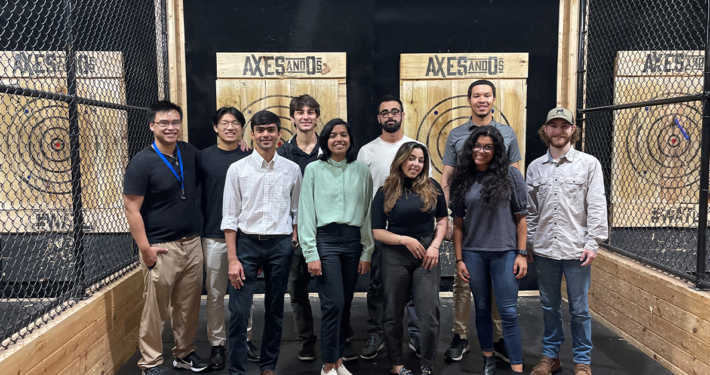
[
  {"left": 175, "top": 233, "right": 199, "bottom": 243},
  {"left": 239, "top": 231, "right": 287, "bottom": 241}
]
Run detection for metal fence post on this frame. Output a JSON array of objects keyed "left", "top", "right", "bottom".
[
  {"left": 64, "top": 0, "right": 86, "bottom": 296},
  {"left": 697, "top": 0, "right": 710, "bottom": 289}
]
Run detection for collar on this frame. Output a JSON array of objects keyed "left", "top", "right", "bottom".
[
  {"left": 327, "top": 157, "right": 348, "bottom": 169},
  {"left": 251, "top": 150, "right": 279, "bottom": 170},
  {"left": 287, "top": 133, "right": 323, "bottom": 157},
  {"left": 545, "top": 147, "right": 577, "bottom": 164},
  {"left": 466, "top": 116, "right": 497, "bottom": 130}
]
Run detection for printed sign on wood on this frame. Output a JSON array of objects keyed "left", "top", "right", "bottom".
[
  {"left": 399, "top": 53, "right": 529, "bottom": 180},
  {"left": 610, "top": 50, "right": 704, "bottom": 227},
  {"left": 0, "top": 51, "right": 128, "bottom": 233},
  {"left": 216, "top": 52, "right": 347, "bottom": 146}
]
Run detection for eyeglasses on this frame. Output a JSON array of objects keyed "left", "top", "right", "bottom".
[
  {"left": 218, "top": 121, "right": 242, "bottom": 127},
  {"left": 153, "top": 120, "right": 182, "bottom": 128},
  {"left": 473, "top": 143, "right": 494, "bottom": 153},
  {"left": 379, "top": 109, "right": 401, "bottom": 117}
]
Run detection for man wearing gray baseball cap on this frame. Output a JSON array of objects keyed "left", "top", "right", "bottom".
[{"left": 525, "top": 107, "right": 608, "bottom": 375}]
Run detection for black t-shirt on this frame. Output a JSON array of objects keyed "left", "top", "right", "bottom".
[
  {"left": 372, "top": 178, "right": 448, "bottom": 237},
  {"left": 197, "top": 145, "right": 252, "bottom": 238},
  {"left": 123, "top": 141, "right": 200, "bottom": 244},
  {"left": 277, "top": 135, "right": 320, "bottom": 175}
]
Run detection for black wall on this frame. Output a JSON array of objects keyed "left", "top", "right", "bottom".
[{"left": 183, "top": 0, "right": 559, "bottom": 167}]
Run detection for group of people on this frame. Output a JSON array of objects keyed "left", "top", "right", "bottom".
[{"left": 123, "top": 79, "right": 608, "bottom": 375}]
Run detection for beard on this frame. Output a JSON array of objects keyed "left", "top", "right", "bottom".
[{"left": 380, "top": 119, "right": 402, "bottom": 133}]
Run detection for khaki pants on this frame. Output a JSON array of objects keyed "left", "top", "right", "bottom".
[
  {"left": 138, "top": 234, "right": 203, "bottom": 370},
  {"left": 452, "top": 274, "right": 503, "bottom": 340},
  {"left": 203, "top": 238, "right": 254, "bottom": 346}
]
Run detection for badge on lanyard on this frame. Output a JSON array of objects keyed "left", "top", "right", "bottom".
[{"left": 153, "top": 141, "right": 185, "bottom": 200}]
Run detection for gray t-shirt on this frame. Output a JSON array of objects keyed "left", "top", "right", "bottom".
[
  {"left": 451, "top": 166, "right": 528, "bottom": 252},
  {"left": 442, "top": 118, "right": 522, "bottom": 166}
]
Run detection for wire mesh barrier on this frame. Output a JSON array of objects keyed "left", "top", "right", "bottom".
[
  {"left": 0, "top": 0, "right": 167, "bottom": 348},
  {"left": 578, "top": 0, "right": 710, "bottom": 288}
]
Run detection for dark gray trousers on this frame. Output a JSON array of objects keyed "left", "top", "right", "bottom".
[
  {"left": 287, "top": 245, "right": 316, "bottom": 344},
  {"left": 382, "top": 236, "right": 440, "bottom": 368}
]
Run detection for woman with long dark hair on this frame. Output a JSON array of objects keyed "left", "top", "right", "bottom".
[
  {"left": 449, "top": 126, "right": 528, "bottom": 375},
  {"left": 298, "top": 118, "right": 374, "bottom": 375},
  {"left": 372, "top": 142, "right": 447, "bottom": 375}
]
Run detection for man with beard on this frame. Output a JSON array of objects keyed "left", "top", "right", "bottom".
[
  {"left": 356, "top": 95, "right": 425, "bottom": 360},
  {"left": 440, "top": 80, "right": 522, "bottom": 363},
  {"left": 527, "top": 108, "right": 607, "bottom": 375},
  {"left": 222, "top": 110, "right": 302, "bottom": 375}
]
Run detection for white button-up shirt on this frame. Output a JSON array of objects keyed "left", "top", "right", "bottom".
[
  {"left": 526, "top": 147, "right": 609, "bottom": 260},
  {"left": 221, "top": 151, "right": 302, "bottom": 235}
]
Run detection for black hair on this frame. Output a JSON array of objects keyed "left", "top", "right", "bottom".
[
  {"left": 467, "top": 80, "right": 496, "bottom": 98},
  {"left": 448, "top": 125, "right": 510, "bottom": 208},
  {"left": 318, "top": 118, "right": 356, "bottom": 163},
  {"left": 212, "top": 107, "right": 246, "bottom": 127},
  {"left": 289, "top": 94, "right": 321, "bottom": 118},
  {"left": 378, "top": 95, "right": 403, "bottom": 113},
  {"left": 147, "top": 100, "right": 182, "bottom": 123},
  {"left": 250, "top": 110, "right": 281, "bottom": 131}
]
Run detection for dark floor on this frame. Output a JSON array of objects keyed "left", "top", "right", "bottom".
[{"left": 116, "top": 296, "right": 671, "bottom": 375}]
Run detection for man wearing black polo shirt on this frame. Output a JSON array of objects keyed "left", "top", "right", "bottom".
[
  {"left": 124, "top": 100, "right": 209, "bottom": 375},
  {"left": 198, "top": 107, "right": 256, "bottom": 369}
]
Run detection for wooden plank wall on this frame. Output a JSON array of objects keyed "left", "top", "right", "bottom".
[
  {"left": 215, "top": 52, "right": 347, "bottom": 146},
  {"left": 0, "top": 268, "right": 144, "bottom": 375},
  {"left": 561, "top": 250, "right": 710, "bottom": 375},
  {"left": 399, "top": 53, "right": 528, "bottom": 180},
  {"left": 166, "top": 0, "right": 188, "bottom": 141},
  {"left": 556, "top": 0, "right": 580, "bottom": 110}
]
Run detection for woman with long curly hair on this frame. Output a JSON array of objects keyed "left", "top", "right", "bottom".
[
  {"left": 448, "top": 126, "right": 529, "bottom": 375},
  {"left": 371, "top": 142, "right": 448, "bottom": 375}
]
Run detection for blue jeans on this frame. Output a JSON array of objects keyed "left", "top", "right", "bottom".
[
  {"left": 535, "top": 255, "right": 592, "bottom": 364},
  {"left": 227, "top": 234, "right": 293, "bottom": 375},
  {"left": 316, "top": 224, "right": 362, "bottom": 363},
  {"left": 463, "top": 250, "right": 523, "bottom": 365}
]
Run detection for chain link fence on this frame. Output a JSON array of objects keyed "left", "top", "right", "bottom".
[
  {"left": 0, "top": 0, "right": 168, "bottom": 348},
  {"left": 578, "top": 0, "right": 710, "bottom": 288}
]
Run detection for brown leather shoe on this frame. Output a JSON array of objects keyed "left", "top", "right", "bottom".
[
  {"left": 531, "top": 356, "right": 561, "bottom": 375},
  {"left": 574, "top": 363, "right": 592, "bottom": 375},
  {"left": 260, "top": 370, "right": 275, "bottom": 375}
]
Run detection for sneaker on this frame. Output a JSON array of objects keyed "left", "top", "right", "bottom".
[
  {"left": 493, "top": 338, "right": 510, "bottom": 363},
  {"left": 420, "top": 366, "right": 433, "bottom": 375},
  {"left": 531, "top": 356, "right": 561, "bottom": 375},
  {"left": 142, "top": 367, "right": 163, "bottom": 375},
  {"left": 360, "top": 333, "right": 384, "bottom": 359},
  {"left": 173, "top": 351, "right": 210, "bottom": 372},
  {"left": 298, "top": 339, "right": 316, "bottom": 361},
  {"left": 209, "top": 345, "right": 226, "bottom": 370},
  {"left": 343, "top": 338, "right": 358, "bottom": 361},
  {"left": 408, "top": 336, "right": 421, "bottom": 358},
  {"left": 395, "top": 367, "right": 413, "bottom": 375},
  {"left": 321, "top": 366, "right": 337, "bottom": 375},
  {"left": 247, "top": 341, "right": 261, "bottom": 362},
  {"left": 444, "top": 333, "right": 469, "bottom": 361},
  {"left": 336, "top": 363, "right": 353, "bottom": 375},
  {"left": 574, "top": 363, "right": 592, "bottom": 375}
]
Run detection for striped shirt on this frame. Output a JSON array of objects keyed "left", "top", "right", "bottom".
[{"left": 221, "top": 151, "right": 302, "bottom": 235}]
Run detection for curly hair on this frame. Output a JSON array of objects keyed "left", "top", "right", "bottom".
[
  {"left": 537, "top": 123, "right": 582, "bottom": 147},
  {"left": 382, "top": 142, "right": 438, "bottom": 214},
  {"left": 448, "top": 126, "right": 511, "bottom": 208}
]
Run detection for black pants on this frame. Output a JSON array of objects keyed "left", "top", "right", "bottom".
[
  {"left": 228, "top": 234, "right": 293, "bottom": 375},
  {"left": 382, "top": 235, "right": 440, "bottom": 368},
  {"left": 287, "top": 245, "right": 316, "bottom": 344},
  {"left": 315, "top": 224, "right": 362, "bottom": 363}
]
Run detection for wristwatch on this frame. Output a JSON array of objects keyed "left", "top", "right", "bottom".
[
  {"left": 291, "top": 239, "right": 299, "bottom": 248},
  {"left": 517, "top": 249, "right": 528, "bottom": 256}
]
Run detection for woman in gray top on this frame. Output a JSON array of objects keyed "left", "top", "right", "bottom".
[{"left": 449, "top": 126, "right": 529, "bottom": 375}]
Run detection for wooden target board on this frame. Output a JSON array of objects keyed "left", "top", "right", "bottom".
[
  {"left": 399, "top": 53, "right": 529, "bottom": 179},
  {"left": 216, "top": 52, "right": 347, "bottom": 145},
  {"left": 0, "top": 51, "right": 128, "bottom": 233},
  {"left": 610, "top": 50, "right": 704, "bottom": 227}
]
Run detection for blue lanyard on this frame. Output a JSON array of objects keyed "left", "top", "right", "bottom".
[{"left": 152, "top": 141, "right": 185, "bottom": 200}]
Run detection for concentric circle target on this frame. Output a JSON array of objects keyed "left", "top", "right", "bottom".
[
  {"left": 415, "top": 95, "right": 510, "bottom": 175},
  {"left": 625, "top": 98, "right": 701, "bottom": 188},
  {"left": 242, "top": 95, "right": 296, "bottom": 146}
]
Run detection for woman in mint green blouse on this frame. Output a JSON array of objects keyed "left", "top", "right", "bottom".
[{"left": 298, "top": 118, "right": 374, "bottom": 375}]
